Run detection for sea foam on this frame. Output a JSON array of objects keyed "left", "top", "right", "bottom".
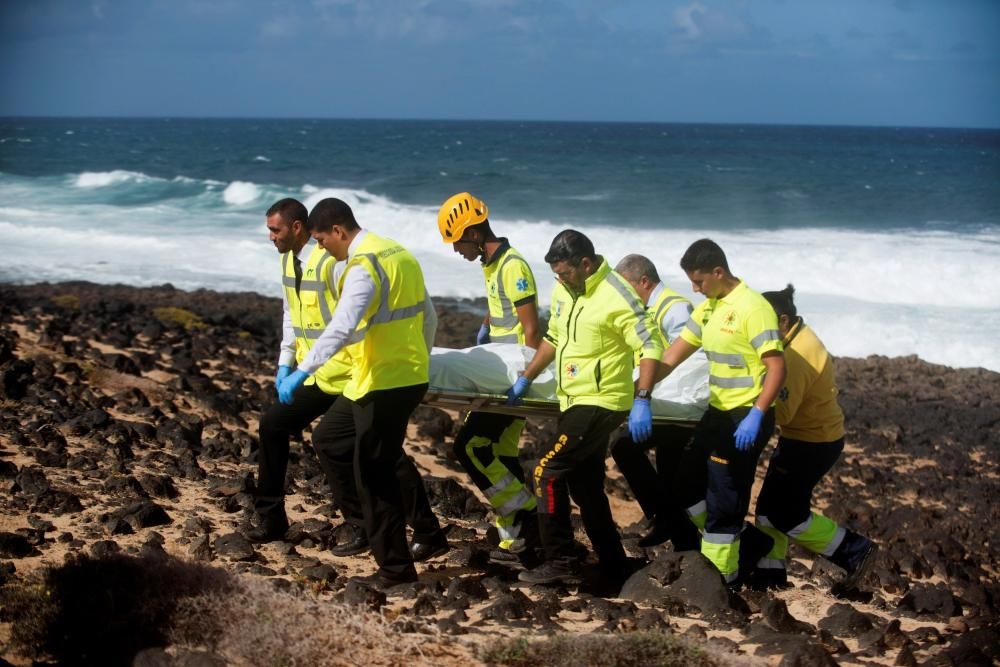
[{"left": 2, "top": 172, "right": 998, "bottom": 371}]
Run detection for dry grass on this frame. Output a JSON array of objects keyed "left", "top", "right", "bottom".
[
  {"left": 479, "top": 631, "right": 726, "bottom": 667},
  {"left": 170, "top": 578, "right": 453, "bottom": 667}
]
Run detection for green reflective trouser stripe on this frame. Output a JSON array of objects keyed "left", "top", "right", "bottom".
[
  {"left": 788, "top": 512, "right": 845, "bottom": 557},
  {"left": 464, "top": 427, "right": 536, "bottom": 518},
  {"left": 756, "top": 515, "right": 790, "bottom": 563},
  {"left": 686, "top": 500, "right": 707, "bottom": 531},
  {"left": 701, "top": 533, "right": 739, "bottom": 581}
]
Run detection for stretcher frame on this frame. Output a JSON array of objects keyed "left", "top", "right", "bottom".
[{"left": 422, "top": 388, "right": 701, "bottom": 426}]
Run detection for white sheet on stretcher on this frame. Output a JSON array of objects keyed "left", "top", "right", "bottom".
[{"left": 429, "top": 343, "right": 709, "bottom": 422}]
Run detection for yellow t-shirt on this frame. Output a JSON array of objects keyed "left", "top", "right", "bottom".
[{"left": 776, "top": 318, "right": 845, "bottom": 442}]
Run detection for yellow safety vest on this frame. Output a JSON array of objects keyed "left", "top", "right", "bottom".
[
  {"left": 544, "top": 259, "right": 663, "bottom": 412},
  {"left": 679, "top": 280, "right": 782, "bottom": 411},
  {"left": 339, "top": 232, "right": 429, "bottom": 400},
  {"left": 282, "top": 245, "right": 353, "bottom": 395},
  {"left": 483, "top": 242, "right": 537, "bottom": 344}
]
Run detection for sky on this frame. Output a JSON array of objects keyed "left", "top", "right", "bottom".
[{"left": 1, "top": 0, "right": 998, "bottom": 128}]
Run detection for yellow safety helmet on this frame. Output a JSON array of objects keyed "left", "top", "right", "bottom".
[{"left": 438, "top": 192, "right": 489, "bottom": 243}]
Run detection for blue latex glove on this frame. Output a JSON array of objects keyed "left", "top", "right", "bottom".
[
  {"left": 628, "top": 398, "right": 652, "bottom": 443},
  {"left": 476, "top": 323, "right": 491, "bottom": 346},
  {"left": 275, "top": 365, "right": 292, "bottom": 397},
  {"left": 278, "top": 369, "right": 309, "bottom": 405},
  {"left": 734, "top": 407, "right": 764, "bottom": 451},
  {"left": 505, "top": 376, "right": 532, "bottom": 405}
]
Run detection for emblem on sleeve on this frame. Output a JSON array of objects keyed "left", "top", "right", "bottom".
[{"left": 516, "top": 277, "right": 529, "bottom": 292}]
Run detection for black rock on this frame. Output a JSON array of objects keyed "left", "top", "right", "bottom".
[
  {"left": 898, "top": 583, "right": 964, "bottom": 618},
  {"left": 480, "top": 590, "right": 532, "bottom": 621},
  {"left": 138, "top": 473, "right": 180, "bottom": 499},
  {"left": 342, "top": 580, "right": 387, "bottom": 610},
  {"left": 89, "top": 540, "right": 121, "bottom": 558},
  {"left": 421, "top": 476, "right": 487, "bottom": 518},
  {"left": 0, "top": 532, "right": 36, "bottom": 558},
  {"left": 620, "top": 549, "right": 732, "bottom": 613},
  {"left": 300, "top": 563, "right": 338, "bottom": 584},
  {"left": 213, "top": 533, "right": 256, "bottom": 561},
  {"left": 761, "top": 594, "right": 814, "bottom": 635},
  {"left": 817, "top": 603, "right": 879, "bottom": 638}
]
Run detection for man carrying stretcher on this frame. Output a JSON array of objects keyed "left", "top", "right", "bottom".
[
  {"left": 504, "top": 229, "right": 662, "bottom": 586},
  {"left": 438, "top": 192, "right": 543, "bottom": 564}
]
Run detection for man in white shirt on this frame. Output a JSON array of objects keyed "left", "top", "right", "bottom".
[{"left": 611, "top": 254, "right": 702, "bottom": 551}]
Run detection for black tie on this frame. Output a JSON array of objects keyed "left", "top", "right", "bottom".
[{"left": 293, "top": 255, "right": 303, "bottom": 293}]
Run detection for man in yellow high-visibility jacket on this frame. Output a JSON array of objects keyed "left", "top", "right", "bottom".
[
  {"left": 248, "top": 197, "right": 353, "bottom": 544},
  {"left": 278, "top": 198, "right": 447, "bottom": 588},
  {"left": 504, "top": 230, "right": 663, "bottom": 586},
  {"left": 654, "top": 238, "right": 786, "bottom": 588},
  {"left": 438, "top": 192, "right": 542, "bottom": 562},
  {"left": 752, "top": 284, "right": 877, "bottom": 591}
]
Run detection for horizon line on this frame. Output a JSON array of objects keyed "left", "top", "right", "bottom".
[{"left": 1, "top": 114, "right": 997, "bottom": 132}]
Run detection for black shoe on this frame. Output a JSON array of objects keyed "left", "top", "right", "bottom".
[
  {"left": 747, "top": 567, "right": 789, "bottom": 591},
  {"left": 518, "top": 561, "right": 582, "bottom": 586},
  {"left": 350, "top": 570, "right": 418, "bottom": 590},
  {"left": 410, "top": 537, "right": 449, "bottom": 562},
  {"left": 637, "top": 521, "right": 672, "bottom": 548},
  {"left": 737, "top": 524, "right": 775, "bottom": 586},
  {"left": 246, "top": 515, "right": 289, "bottom": 544},
  {"left": 331, "top": 527, "right": 370, "bottom": 557},
  {"left": 830, "top": 533, "right": 878, "bottom": 590}
]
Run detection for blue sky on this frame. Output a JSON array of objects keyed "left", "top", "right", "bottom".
[{"left": 1, "top": 0, "right": 997, "bottom": 127}]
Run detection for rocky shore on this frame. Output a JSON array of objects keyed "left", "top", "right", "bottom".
[{"left": 0, "top": 281, "right": 998, "bottom": 666}]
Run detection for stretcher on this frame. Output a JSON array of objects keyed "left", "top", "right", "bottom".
[{"left": 425, "top": 343, "right": 709, "bottom": 425}]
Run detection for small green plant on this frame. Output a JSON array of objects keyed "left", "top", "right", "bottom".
[
  {"left": 50, "top": 294, "right": 80, "bottom": 310},
  {"left": 152, "top": 306, "right": 206, "bottom": 330}
]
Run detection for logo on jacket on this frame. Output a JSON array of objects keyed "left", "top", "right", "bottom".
[
  {"left": 565, "top": 363, "right": 579, "bottom": 378},
  {"left": 516, "top": 277, "right": 529, "bottom": 292},
  {"left": 554, "top": 300, "right": 563, "bottom": 317}
]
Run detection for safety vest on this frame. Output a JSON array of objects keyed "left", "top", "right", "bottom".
[
  {"left": 482, "top": 242, "right": 536, "bottom": 344},
  {"left": 544, "top": 259, "right": 663, "bottom": 412},
  {"left": 282, "top": 245, "right": 352, "bottom": 395},
  {"left": 339, "top": 232, "right": 429, "bottom": 400},
  {"left": 776, "top": 318, "right": 845, "bottom": 442},
  {"left": 635, "top": 284, "right": 692, "bottom": 365},
  {"left": 679, "top": 280, "right": 782, "bottom": 411}
]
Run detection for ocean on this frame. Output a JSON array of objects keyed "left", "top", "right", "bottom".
[{"left": 1, "top": 118, "right": 998, "bottom": 371}]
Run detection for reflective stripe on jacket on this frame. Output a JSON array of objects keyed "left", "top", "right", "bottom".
[
  {"left": 679, "top": 279, "right": 782, "bottom": 411},
  {"left": 544, "top": 259, "right": 663, "bottom": 412},
  {"left": 483, "top": 242, "right": 537, "bottom": 344}
]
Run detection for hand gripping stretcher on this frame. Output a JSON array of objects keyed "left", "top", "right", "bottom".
[{"left": 424, "top": 343, "right": 708, "bottom": 425}]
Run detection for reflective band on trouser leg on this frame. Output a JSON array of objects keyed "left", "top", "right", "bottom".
[
  {"left": 702, "top": 532, "right": 740, "bottom": 582},
  {"left": 686, "top": 500, "right": 708, "bottom": 532},
  {"left": 755, "top": 515, "right": 789, "bottom": 569},
  {"left": 787, "top": 512, "right": 846, "bottom": 557}
]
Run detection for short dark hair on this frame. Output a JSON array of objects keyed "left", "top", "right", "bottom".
[
  {"left": 307, "top": 198, "right": 360, "bottom": 232},
  {"left": 544, "top": 229, "right": 596, "bottom": 265},
  {"left": 762, "top": 284, "right": 797, "bottom": 319},
  {"left": 266, "top": 198, "right": 308, "bottom": 227},
  {"left": 680, "top": 238, "right": 730, "bottom": 274},
  {"left": 615, "top": 254, "right": 660, "bottom": 284}
]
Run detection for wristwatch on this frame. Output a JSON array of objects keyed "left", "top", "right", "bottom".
[{"left": 636, "top": 388, "right": 651, "bottom": 400}]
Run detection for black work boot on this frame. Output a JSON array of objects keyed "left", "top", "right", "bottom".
[
  {"left": 735, "top": 523, "right": 775, "bottom": 588},
  {"left": 330, "top": 524, "right": 370, "bottom": 557},
  {"left": 829, "top": 531, "right": 878, "bottom": 590},
  {"left": 246, "top": 512, "right": 289, "bottom": 544},
  {"left": 518, "top": 559, "right": 582, "bottom": 586},
  {"left": 637, "top": 518, "right": 673, "bottom": 548}
]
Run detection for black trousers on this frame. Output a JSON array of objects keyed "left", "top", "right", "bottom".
[
  {"left": 312, "top": 383, "right": 441, "bottom": 581},
  {"left": 755, "top": 436, "right": 844, "bottom": 533},
  {"left": 534, "top": 405, "right": 627, "bottom": 568},
  {"left": 675, "top": 405, "right": 775, "bottom": 538},
  {"left": 611, "top": 423, "right": 694, "bottom": 520},
  {"left": 255, "top": 383, "right": 339, "bottom": 523}
]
